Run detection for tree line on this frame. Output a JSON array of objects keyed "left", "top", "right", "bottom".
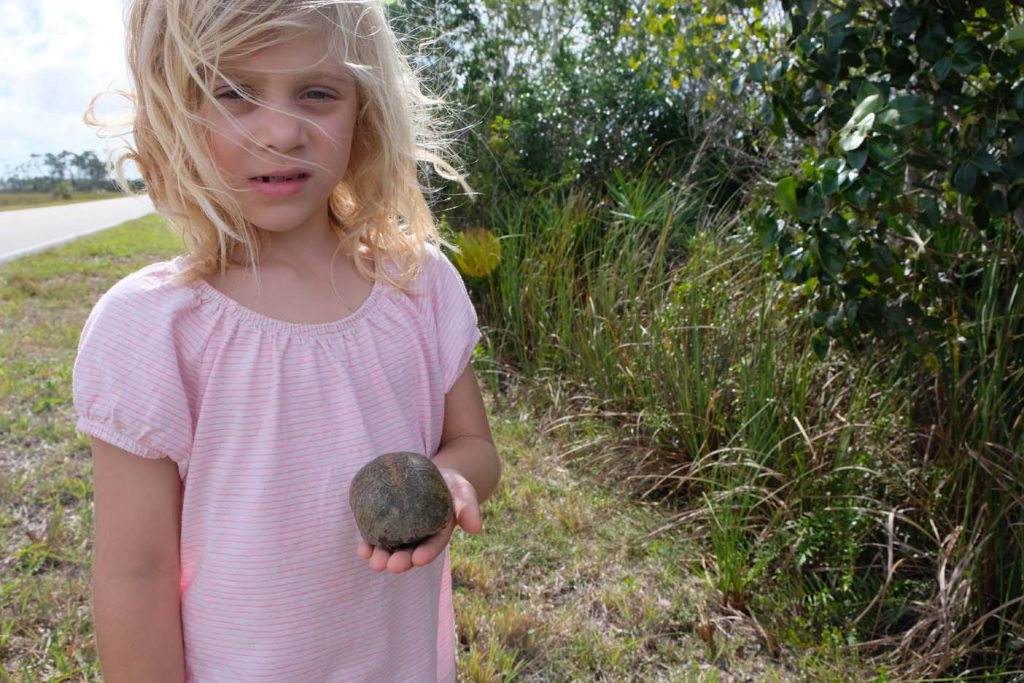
[{"left": 1, "top": 150, "right": 115, "bottom": 195}]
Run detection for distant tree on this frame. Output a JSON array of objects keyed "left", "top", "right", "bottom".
[
  {"left": 3, "top": 150, "right": 112, "bottom": 193},
  {"left": 71, "top": 151, "right": 111, "bottom": 190},
  {"left": 42, "top": 150, "right": 73, "bottom": 182},
  {"left": 51, "top": 179, "right": 73, "bottom": 199}
]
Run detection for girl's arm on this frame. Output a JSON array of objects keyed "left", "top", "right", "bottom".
[
  {"left": 358, "top": 365, "right": 501, "bottom": 573},
  {"left": 91, "top": 438, "right": 186, "bottom": 683},
  {"left": 433, "top": 365, "right": 501, "bottom": 503}
]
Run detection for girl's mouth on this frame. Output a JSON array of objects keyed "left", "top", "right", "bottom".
[
  {"left": 248, "top": 172, "right": 310, "bottom": 197},
  {"left": 252, "top": 172, "right": 309, "bottom": 183}
]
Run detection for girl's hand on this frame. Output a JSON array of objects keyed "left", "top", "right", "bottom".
[{"left": 356, "top": 468, "right": 482, "bottom": 574}]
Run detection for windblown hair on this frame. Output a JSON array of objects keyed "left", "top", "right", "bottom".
[{"left": 86, "top": 0, "right": 466, "bottom": 290}]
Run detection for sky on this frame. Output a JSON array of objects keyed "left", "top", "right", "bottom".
[{"left": 0, "top": 0, "right": 129, "bottom": 177}]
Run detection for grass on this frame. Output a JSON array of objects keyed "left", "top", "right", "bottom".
[
  {"left": 0, "top": 215, "right": 877, "bottom": 680},
  {"left": 0, "top": 192, "right": 122, "bottom": 213},
  {"left": 453, "top": 408, "right": 852, "bottom": 682}
]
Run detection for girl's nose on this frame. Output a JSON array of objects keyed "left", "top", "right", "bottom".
[{"left": 252, "top": 104, "right": 307, "bottom": 153}]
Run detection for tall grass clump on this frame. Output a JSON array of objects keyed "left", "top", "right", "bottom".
[
  {"left": 464, "top": 171, "right": 1024, "bottom": 676},
  {"left": 889, "top": 226, "right": 1024, "bottom": 676}
]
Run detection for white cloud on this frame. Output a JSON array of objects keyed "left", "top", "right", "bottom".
[{"left": 0, "top": 0, "right": 128, "bottom": 175}]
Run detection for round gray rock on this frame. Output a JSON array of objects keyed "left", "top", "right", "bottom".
[{"left": 349, "top": 451, "right": 454, "bottom": 551}]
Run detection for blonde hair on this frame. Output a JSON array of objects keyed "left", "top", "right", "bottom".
[{"left": 86, "top": 0, "right": 466, "bottom": 290}]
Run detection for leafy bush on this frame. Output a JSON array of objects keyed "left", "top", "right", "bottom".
[
  {"left": 735, "top": 1, "right": 1024, "bottom": 673},
  {"left": 749, "top": 0, "right": 1024, "bottom": 355}
]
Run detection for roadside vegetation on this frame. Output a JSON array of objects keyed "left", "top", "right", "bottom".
[
  {"left": 403, "top": 0, "right": 1024, "bottom": 678},
  {"left": 1, "top": 149, "right": 124, "bottom": 212}
]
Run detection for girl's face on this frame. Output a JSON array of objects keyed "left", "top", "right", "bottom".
[{"left": 199, "top": 31, "right": 359, "bottom": 239}]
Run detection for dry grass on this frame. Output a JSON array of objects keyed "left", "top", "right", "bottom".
[{"left": 453, "top": 398, "right": 873, "bottom": 681}]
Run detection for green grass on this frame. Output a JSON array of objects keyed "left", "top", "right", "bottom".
[
  {"left": 0, "top": 192, "right": 122, "bottom": 213},
  {"left": 0, "top": 215, "right": 876, "bottom": 680}
]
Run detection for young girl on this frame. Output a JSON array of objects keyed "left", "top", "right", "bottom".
[{"left": 72, "top": 1, "right": 500, "bottom": 681}]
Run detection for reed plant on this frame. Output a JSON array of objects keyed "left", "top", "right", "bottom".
[{"left": 465, "top": 172, "right": 1024, "bottom": 676}]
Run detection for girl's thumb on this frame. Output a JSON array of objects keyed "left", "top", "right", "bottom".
[{"left": 455, "top": 498, "right": 482, "bottom": 535}]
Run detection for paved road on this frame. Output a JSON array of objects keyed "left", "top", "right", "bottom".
[{"left": 0, "top": 195, "right": 155, "bottom": 264}]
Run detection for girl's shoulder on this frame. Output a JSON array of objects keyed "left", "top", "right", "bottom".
[
  {"left": 85, "top": 257, "right": 199, "bottom": 331},
  {"left": 102, "top": 256, "right": 190, "bottom": 293},
  {"left": 407, "top": 242, "right": 462, "bottom": 294},
  {"left": 403, "top": 242, "right": 477, "bottom": 326},
  {"left": 74, "top": 257, "right": 201, "bottom": 467}
]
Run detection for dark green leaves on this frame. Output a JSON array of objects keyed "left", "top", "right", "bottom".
[
  {"left": 1007, "top": 21, "right": 1024, "bottom": 52},
  {"left": 916, "top": 22, "right": 948, "bottom": 63},
  {"left": 953, "top": 163, "right": 978, "bottom": 194},
  {"left": 748, "top": 60, "right": 767, "bottom": 84},
  {"left": 889, "top": 95, "right": 932, "bottom": 126},
  {"left": 774, "top": 176, "right": 799, "bottom": 217},
  {"left": 890, "top": 5, "right": 923, "bottom": 37},
  {"left": 952, "top": 52, "right": 982, "bottom": 75},
  {"left": 821, "top": 158, "right": 844, "bottom": 195},
  {"left": 798, "top": 186, "right": 826, "bottom": 222},
  {"left": 846, "top": 147, "right": 868, "bottom": 170},
  {"left": 817, "top": 233, "right": 847, "bottom": 275},
  {"left": 755, "top": 0, "right": 1024, "bottom": 353},
  {"left": 811, "top": 332, "right": 830, "bottom": 360}
]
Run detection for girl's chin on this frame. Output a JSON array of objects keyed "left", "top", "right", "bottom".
[{"left": 244, "top": 213, "right": 333, "bottom": 236}]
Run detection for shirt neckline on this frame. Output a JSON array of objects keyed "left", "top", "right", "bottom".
[{"left": 183, "top": 257, "right": 384, "bottom": 337}]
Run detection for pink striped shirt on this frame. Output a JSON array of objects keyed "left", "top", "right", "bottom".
[{"left": 73, "top": 245, "right": 480, "bottom": 682}]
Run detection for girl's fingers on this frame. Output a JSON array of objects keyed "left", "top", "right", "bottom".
[
  {"left": 411, "top": 520, "right": 455, "bottom": 567},
  {"left": 441, "top": 469, "right": 483, "bottom": 535},
  {"left": 360, "top": 539, "right": 436, "bottom": 573},
  {"left": 384, "top": 548, "right": 413, "bottom": 574},
  {"left": 363, "top": 543, "right": 413, "bottom": 574},
  {"left": 368, "top": 544, "right": 390, "bottom": 572},
  {"left": 409, "top": 494, "right": 482, "bottom": 567}
]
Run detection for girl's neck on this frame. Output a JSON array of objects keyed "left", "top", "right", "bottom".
[
  {"left": 231, "top": 222, "right": 355, "bottom": 277},
  {"left": 206, "top": 241, "right": 376, "bottom": 325}
]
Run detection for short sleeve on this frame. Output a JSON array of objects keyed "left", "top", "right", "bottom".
[
  {"left": 72, "top": 273, "right": 195, "bottom": 470},
  {"left": 427, "top": 246, "right": 482, "bottom": 392}
]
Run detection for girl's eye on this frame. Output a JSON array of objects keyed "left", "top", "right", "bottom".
[
  {"left": 303, "top": 89, "right": 335, "bottom": 101},
  {"left": 215, "top": 86, "right": 251, "bottom": 100}
]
